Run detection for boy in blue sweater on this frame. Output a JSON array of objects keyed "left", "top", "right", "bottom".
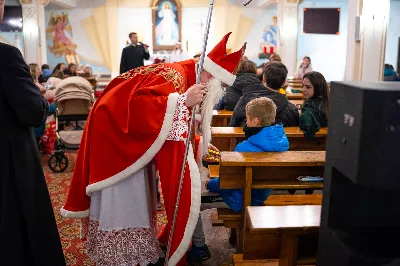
[{"left": 188, "top": 97, "right": 289, "bottom": 264}]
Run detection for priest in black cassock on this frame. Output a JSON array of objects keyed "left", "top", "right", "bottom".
[
  {"left": 120, "top": 32, "right": 150, "bottom": 74},
  {"left": 0, "top": 1, "right": 65, "bottom": 265}
]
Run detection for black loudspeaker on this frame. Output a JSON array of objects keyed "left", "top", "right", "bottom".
[{"left": 317, "top": 81, "right": 400, "bottom": 266}]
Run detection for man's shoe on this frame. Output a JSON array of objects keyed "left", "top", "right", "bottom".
[{"left": 187, "top": 244, "right": 211, "bottom": 264}]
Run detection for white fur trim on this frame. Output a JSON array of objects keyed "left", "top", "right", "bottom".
[
  {"left": 85, "top": 92, "right": 180, "bottom": 195},
  {"left": 203, "top": 56, "right": 236, "bottom": 86},
  {"left": 60, "top": 207, "right": 89, "bottom": 219},
  {"left": 168, "top": 144, "right": 201, "bottom": 266}
]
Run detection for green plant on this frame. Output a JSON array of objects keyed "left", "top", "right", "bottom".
[{"left": 258, "top": 53, "right": 271, "bottom": 60}]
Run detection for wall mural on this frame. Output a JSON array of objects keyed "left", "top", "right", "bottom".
[
  {"left": 260, "top": 16, "right": 277, "bottom": 56},
  {"left": 152, "top": 0, "right": 181, "bottom": 50},
  {"left": 46, "top": 12, "right": 80, "bottom": 65},
  {"left": 45, "top": 9, "right": 110, "bottom": 74}
]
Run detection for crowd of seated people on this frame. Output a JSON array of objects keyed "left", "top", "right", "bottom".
[
  {"left": 28, "top": 61, "right": 96, "bottom": 153},
  {"left": 36, "top": 62, "right": 95, "bottom": 82},
  {"left": 215, "top": 53, "right": 328, "bottom": 140}
]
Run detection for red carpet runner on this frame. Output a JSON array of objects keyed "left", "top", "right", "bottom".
[{"left": 43, "top": 153, "right": 167, "bottom": 266}]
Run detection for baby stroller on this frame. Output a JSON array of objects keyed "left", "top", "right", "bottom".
[{"left": 48, "top": 77, "right": 94, "bottom": 173}]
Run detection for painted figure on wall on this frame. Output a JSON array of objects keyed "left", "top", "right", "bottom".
[
  {"left": 263, "top": 16, "right": 278, "bottom": 47},
  {"left": 155, "top": 0, "right": 179, "bottom": 46},
  {"left": 46, "top": 12, "right": 80, "bottom": 65},
  {"left": 261, "top": 16, "right": 278, "bottom": 54}
]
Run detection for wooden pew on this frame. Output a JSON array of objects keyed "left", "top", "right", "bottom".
[
  {"left": 286, "top": 93, "right": 303, "bottom": 100},
  {"left": 212, "top": 110, "right": 233, "bottom": 127},
  {"left": 241, "top": 205, "right": 321, "bottom": 266},
  {"left": 215, "top": 195, "right": 322, "bottom": 247},
  {"left": 209, "top": 165, "right": 219, "bottom": 178},
  {"left": 287, "top": 78, "right": 303, "bottom": 94},
  {"left": 211, "top": 98, "right": 303, "bottom": 127},
  {"left": 211, "top": 127, "right": 327, "bottom": 151},
  {"left": 216, "top": 194, "right": 322, "bottom": 227},
  {"left": 218, "top": 151, "right": 325, "bottom": 251}
]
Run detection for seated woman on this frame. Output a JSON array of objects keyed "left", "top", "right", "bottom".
[
  {"left": 300, "top": 71, "right": 329, "bottom": 140},
  {"left": 294, "top": 56, "right": 313, "bottom": 80},
  {"left": 223, "top": 60, "right": 263, "bottom": 111}
]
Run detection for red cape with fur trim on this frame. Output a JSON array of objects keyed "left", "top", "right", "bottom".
[{"left": 61, "top": 60, "right": 200, "bottom": 266}]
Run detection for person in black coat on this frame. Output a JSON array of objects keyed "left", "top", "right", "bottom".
[
  {"left": 0, "top": 4, "right": 65, "bottom": 264},
  {"left": 224, "top": 60, "right": 262, "bottom": 111},
  {"left": 120, "top": 32, "right": 150, "bottom": 74},
  {"left": 229, "top": 62, "right": 299, "bottom": 127}
]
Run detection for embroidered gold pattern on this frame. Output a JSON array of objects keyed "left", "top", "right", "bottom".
[{"left": 117, "top": 65, "right": 185, "bottom": 93}]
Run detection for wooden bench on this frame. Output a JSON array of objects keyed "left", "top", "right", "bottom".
[
  {"left": 211, "top": 97, "right": 303, "bottom": 127},
  {"left": 218, "top": 151, "right": 325, "bottom": 251},
  {"left": 209, "top": 165, "right": 219, "bottom": 178},
  {"left": 211, "top": 127, "right": 327, "bottom": 151},
  {"left": 287, "top": 78, "right": 303, "bottom": 94},
  {"left": 212, "top": 110, "right": 233, "bottom": 127},
  {"left": 242, "top": 205, "right": 320, "bottom": 266},
  {"left": 216, "top": 194, "right": 322, "bottom": 226},
  {"left": 286, "top": 93, "right": 303, "bottom": 100}
]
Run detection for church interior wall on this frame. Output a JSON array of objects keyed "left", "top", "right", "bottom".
[
  {"left": 44, "top": 7, "right": 112, "bottom": 74},
  {"left": 43, "top": 0, "right": 277, "bottom": 77},
  {"left": 243, "top": 5, "right": 277, "bottom": 66},
  {"left": 385, "top": 0, "right": 400, "bottom": 72},
  {"left": 297, "top": 0, "right": 349, "bottom": 82}
]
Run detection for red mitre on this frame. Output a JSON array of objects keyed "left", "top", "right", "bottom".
[{"left": 203, "top": 32, "right": 246, "bottom": 86}]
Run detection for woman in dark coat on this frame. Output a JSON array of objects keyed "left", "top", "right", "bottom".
[
  {"left": 0, "top": 4, "right": 65, "bottom": 264},
  {"left": 224, "top": 60, "right": 262, "bottom": 111},
  {"left": 299, "top": 71, "right": 329, "bottom": 140}
]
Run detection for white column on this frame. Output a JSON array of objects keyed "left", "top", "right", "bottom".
[
  {"left": 37, "top": 3, "right": 47, "bottom": 65},
  {"left": 20, "top": 0, "right": 49, "bottom": 65},
  {"left": 344, "top": 0, "right": 362, "bottom": 80},
  {"left": 359, "top": 0, "right": 390, "bottom": 81},
  {"left": 277, "top": 0, "right": 298, "bottom": 77},
  {"left": 345, "top": 0, "right": 390, "bottom": 81}
]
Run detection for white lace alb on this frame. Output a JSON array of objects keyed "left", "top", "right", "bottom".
[
  {"left": 86, "top": 219, "right": 164, "bottom": 266},
  {"left": 167, "top": 93, "right": 189, "bottom": 142}
]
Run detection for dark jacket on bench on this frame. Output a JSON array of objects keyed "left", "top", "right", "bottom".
[
  {"left": 223, "top": 73, "right": 262, "bottom": 111},
  {"left": 207, "top": 124, "right": 289, "bottom": 212},
  {"left": 229, "top": 89, "right": 299, "bottom": 127},
  {"left": 299, "top": 98, "right": 328, "bottom": 140}
]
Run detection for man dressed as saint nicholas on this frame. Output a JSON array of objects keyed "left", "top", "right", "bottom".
[{"left": 61, "top": 32, "right": 245, "bottom": 266}]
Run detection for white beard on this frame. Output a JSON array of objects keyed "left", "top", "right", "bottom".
[{"left": 200, "top": 78, "right": 224, "bottom": 155}]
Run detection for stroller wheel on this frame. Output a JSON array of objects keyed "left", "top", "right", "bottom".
[{"left": 48, "top": 153, "right": 69, "bottom": 173}]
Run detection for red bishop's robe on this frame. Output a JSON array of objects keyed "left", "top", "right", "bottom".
[{"left": 61, "top": 60, "right": 201, "bottom": 266}]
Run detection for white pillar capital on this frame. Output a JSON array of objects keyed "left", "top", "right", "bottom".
[
  {"left": 19, "top": 0, "right": 50, "bottom": 6},
  {"left": 19, "top": 0, "right": 49, "bottom": 65}
]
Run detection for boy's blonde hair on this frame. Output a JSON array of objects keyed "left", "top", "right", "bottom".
[{"left": 245, "top": 97, "right": 277, "bottom": 126}]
